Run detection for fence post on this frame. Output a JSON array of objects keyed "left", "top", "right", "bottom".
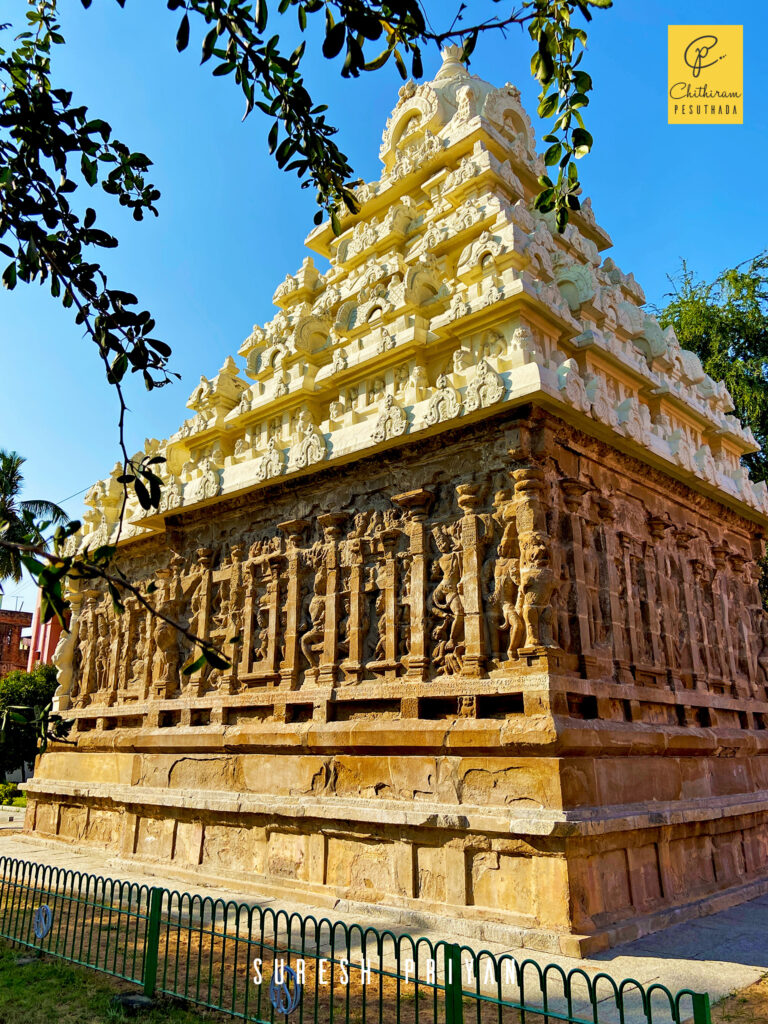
[
  {"left": 142, "top": 887, "right": 163, "bottom": 998},
  {"left": 691, "top": 992, "right": 712, "bottom": 1024},
  {"left": 443, "top": 943, "right": 464, "bottom": 1024}
]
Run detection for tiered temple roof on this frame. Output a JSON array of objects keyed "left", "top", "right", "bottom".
[{"left": 72, "top": 46, "right": 766, "bottom": 553}]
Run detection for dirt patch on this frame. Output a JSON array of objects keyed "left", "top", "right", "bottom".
[{"left": 685, "top": 973, "right": 768, "bottom": 1023}]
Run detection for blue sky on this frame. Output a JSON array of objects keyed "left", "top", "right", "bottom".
[{"left": 1, "top": 0, "right": 766, "bottom": 612}]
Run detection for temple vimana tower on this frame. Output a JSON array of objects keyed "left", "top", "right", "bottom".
[{"left": 27, "top": 48, "right": 768, "bottom": 955}]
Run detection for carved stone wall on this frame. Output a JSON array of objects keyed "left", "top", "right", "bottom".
[{"left": 27, "top": 407, "right": 768, "bottom": 954}]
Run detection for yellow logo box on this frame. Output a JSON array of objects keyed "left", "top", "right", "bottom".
[{"left": 668, "top": 25, "right": 743, "bottom": 124}]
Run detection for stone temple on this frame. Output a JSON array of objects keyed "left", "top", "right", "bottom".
[{"left": 26, "top": 48, "right": 768, "bottom": 955}]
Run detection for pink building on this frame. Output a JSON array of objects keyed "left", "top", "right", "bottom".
[{"left": 25, "top": 590, "right": 65, "bottom": 670}]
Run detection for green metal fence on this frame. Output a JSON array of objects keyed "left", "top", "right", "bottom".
[{"left": 0, "top": 855, "right": 711, "bottom": 1024}]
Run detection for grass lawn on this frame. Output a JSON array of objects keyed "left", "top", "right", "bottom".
[{"left": 0, "top": 941, "right": 234, "bottom": 1024}]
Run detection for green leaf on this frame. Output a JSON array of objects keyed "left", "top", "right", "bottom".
[
  {"left": 201, "top": 26, "right": 218, "bottom": 63},
  {"left": 572, "top": 127, "right": 593, "bottom": 158},
  {"left": 203, "top": 646, "right": 230, "bottom": 670},
  {"left": 323, "top": 20, "right": 346, "bottom": 59},
  {"left": 176, "top": 13, "right": 190, "bottom": 52},
  {"left": 182, "top": 653, "right": 207, "bottom": 676},
  {"left": 573, "top": 70, "right": 593, "bottom": 93},
  {"left": 268, "top": 121, "right": 279, "bottom": 154},
  {"left": 2, "top": 262, "right": 16, "bottom": 290},
  {"left": 134, "top": 478, "right": 151, "bottom": 510},
  {"left": 544, "top": 143, "right": 562, "bottom": 166},
  {"left": 81, "top": 155, "right": 98, "bottom": 186},
  {"left": 109, "top": 352, "right": 128, "bottom": 382},
  {"left": 538, "top": 92, "right": 559, "bottom": 118},
  {"left": 570, "top": 92, "right": 590, "bottom": 109},
  {"left": 461, "top": 30, "right": 478, "bottom": 62},
  {"left": 255, "top": 0, "right": 268, "bottom": 32}
]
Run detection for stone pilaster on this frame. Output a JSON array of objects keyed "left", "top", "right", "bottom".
[
  {"left": 595, "top": 495, "right": 631, "bottom": 682},
  {"left": 560, "top": 478, "right": 592, "bottom": 667},
  {"left": 392, "top": 489, "right": 434, "bottom": 681},
  {"left": 277, "top": 518, "right": 309, "bottom": 690},
  {"left": 456, "top": 483, "right": 488, "bottom": 677},
  {"left": 674, "top": 528, "right": 703, "bottom": 687},
  {"left": 509, "top": 461, "right": 557, "bottom": 653},
  {"left": 318, "top": 512, "right": 347, "bottom": 686}
]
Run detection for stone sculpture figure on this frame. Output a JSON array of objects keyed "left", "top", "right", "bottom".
[
  {"left": 300, "top": 564, "right": 327, "bottom": 672},
  {"left": 512, "top": 466, "right": 557, "bottom": 650},
  {"left": 76, "top": 599, "right": 98, "bottom": 704},
  {"left": 152, "top": 619, "right": 180, "bottom": 698},
  {"left": 489, "top": 503, "right": 524, "bottom": 660},
  {"left": 582, "top": 520, "right": 604, "bottom": 647},
  {"left": 429, "top": 523, "right": 464, "bottom": 672}
]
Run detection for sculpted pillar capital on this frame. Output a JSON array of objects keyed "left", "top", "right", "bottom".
[
  {"left": 456, "top": 482, "right": 483, "bottom": 513},
  {"left": 729, "top": 551, "right": 748, "bottom": 575},
  {"left": 391, "top": 488, "right": 434, "bottom": 521},
  {"left": 317, "top": 512, "right": 347, "bottom": 540},
  {"left": 510, "top": 464, "right": 546, "bottom": 495},
  {"left": 647, "top": 513, "right": 674, "bottom": 541},
  {"left": 277, "top": 518, "right": 309, "bottom": 547},
  {"left": 711, "top": 542, "right": 730, "bottom": 569},
  {"left": 560, "top": 477, "right": 590, "bottom": 513},
  {"left": 595, "top": 494, "right": 615, "bottom": 522},
  {"left": 674, "top": 526, "right": 696, "bottom": 551}
]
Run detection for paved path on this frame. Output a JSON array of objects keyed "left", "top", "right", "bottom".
[
  {"left": 1, "top": 832, "right": 766, "bottom": 1023},
  {"left": 0, "top": 807, "right": 24, "bottom": 832}
]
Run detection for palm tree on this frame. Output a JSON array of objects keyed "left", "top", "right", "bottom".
[{"left": 0, "top": 450, "right": 68, "bottom": 584}]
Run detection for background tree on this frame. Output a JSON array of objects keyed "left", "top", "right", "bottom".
[
  {"left": 0, "top": 0, "right": 611, "bottom": 660},
  {"left": 0, "top": 449, "right": 67, "bottom": 583},
  {"left": 0, "top": 663, "right": 65, "bottom": 780},
  {"left": 656, "top": 251, "right": 768, "bottom": 483}
]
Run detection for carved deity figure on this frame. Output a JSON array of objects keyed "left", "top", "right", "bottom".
[
  {"left": 77, "top": 600, "right": 99, "bottom": 702},
  {"left": 252, "top": 584, "right": 271, "bottom": 664},
  {"left": 152, "top": 619, "right": 180, "bottom": 694},
  {"left": 489, "top": 506, "right": 524, "bottom": 659},
  {"left": 429, "top": 524, "right": 464, "bottom": 670},
  {"left": 582, "top": 521, "right": 604, "bottom": 647},
  {"left": 516, "top": 529, "right": 556, "bottom": 648},
  {"left": 126, "top": 611, "right": 148, "bottom": 694},
  {"left": 756, "top": 611, "right": 768, "bottom": 688},
  {"left": 300, "top": 564, "right": 327, "bottom": 670},
  {"left": 371, "top": 561, "right": 388, "bottom": 661}
]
